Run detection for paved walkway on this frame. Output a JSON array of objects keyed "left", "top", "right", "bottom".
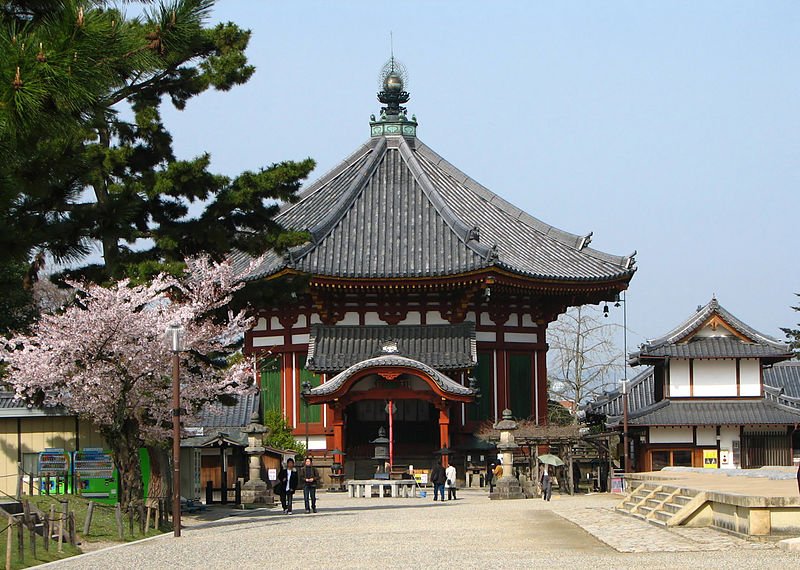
[{"left": 41, "top": 490, "right": 797, "bottom": 569}]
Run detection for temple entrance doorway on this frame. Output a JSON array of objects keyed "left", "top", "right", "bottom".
[{"left": 345, "top": 399, "right": 439, "bottom": 478}]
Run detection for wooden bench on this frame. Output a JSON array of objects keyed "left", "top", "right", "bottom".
[{"left": 346, "top": 479, "right": 417, "bottom": 498}]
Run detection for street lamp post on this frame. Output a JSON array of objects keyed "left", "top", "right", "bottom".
[
  {"left": 611, "top": 292, "right": 631, "bottom": 473},
  {"left": 165, "top": 323, "right": 185, "bottom": 538},
  {"left": 301, "top": 381, "right": 312, "bottom": 452},
  {"left": 622, "top": 380, "right": 631, "bottom": 473}
]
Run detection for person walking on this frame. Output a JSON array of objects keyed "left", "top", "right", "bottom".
[
  {"left": 486, "top": 463, "right": 495, "bottom": 493},
  {"left": 430, "top": 460, "right": 446, "bottom": 502},
  {"left": 276, "top": 458, "right": 299, "bottom": 514},
  {"left": 445, "top": 463, "right": 457, "bottom": 500},
  {"left": 302, "top": 456, "right": 321, "bottom": 513},
  {"left": 493, "top": 461, "right": 503, "bottom": 486},
  {"left": 541, "top": 468, "right": 553, "bottom": 502}
]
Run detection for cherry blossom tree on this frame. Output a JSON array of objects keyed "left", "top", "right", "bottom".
[{"left": 1, "top": 256, "right": 255, "bottom": 510}]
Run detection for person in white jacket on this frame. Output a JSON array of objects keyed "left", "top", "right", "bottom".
[{"left": 445, "top": 463, "right": 457, "bottom": 500}]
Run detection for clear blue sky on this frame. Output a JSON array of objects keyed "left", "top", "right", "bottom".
[{"left": 159, "top": 1, "right": 799, "bottom": 349}]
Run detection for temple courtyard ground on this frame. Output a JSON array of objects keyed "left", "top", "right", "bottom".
[{"left": 41, "top": 489, "right": 798, "bottom": 569}]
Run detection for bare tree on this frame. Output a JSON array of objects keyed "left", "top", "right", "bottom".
[{"left": 547, "top": 305, "right": 622, "bottom": 407}]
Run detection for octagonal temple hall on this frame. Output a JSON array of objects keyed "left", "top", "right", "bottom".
[{"left": 231, "top": 60, "right": 636, "bottom": 477}]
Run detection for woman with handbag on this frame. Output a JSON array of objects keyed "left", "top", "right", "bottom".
[{"left": 445, "top": 463, "right": 457, "bottom": 500}]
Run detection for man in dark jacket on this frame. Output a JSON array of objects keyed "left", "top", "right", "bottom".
[
  {"left": 430, "top": 460, "right": 446, "bottom": 502},
  {"left": 302, "top": 457, "right": 322, "bottom": 513},
  {"left": 276, "top": 458, "right": 299, "bottom": 514}
]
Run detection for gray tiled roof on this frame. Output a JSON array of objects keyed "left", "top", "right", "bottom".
[
  {"left": 631, "top": 298, "right": 791, "bottom": 363},
  {"left": 308, "top": 355, "right": 474, "bottom": 398},
  {"left": 639, "top": 337, "right": 792, "bottom": 359},
  {"left": 765, "top": 362, "right": 800, "bottom": 399},
  {"left": 0, "top": 391, "right": 69, "bottom": 418},
  {"left": 625, "top": 399, "right": 800, "bottom": 426},
  {"left": 190, "top": 392, "right": 259, "bottom": 429},
  {"left": 582, "top": 367, "right": 655, "bottom": 418},
  {"left": 232, "top": 135, "right": 635, "bottom": 283},
  {"left": 306, "top": 323, "right": 476, "bottom": 372},
  {"left": 584, "top": 362, "right": 800, "bottom": 427}
]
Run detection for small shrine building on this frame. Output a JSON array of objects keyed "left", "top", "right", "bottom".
[
  {"left": 584, "top": 298, "right": 799, "bottom": 471},
  {"left": 233, "top": 60, "right": 636, "bottom": 475}
]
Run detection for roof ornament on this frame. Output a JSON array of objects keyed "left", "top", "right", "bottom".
[
  {"left": 371, "top": 52, "right": 418, "bottom": 138},
  {"left": 377, "top": 56, "right": 409, "bottom": 116},
  {"left": 380, "top": 340, "right": 400, "bottom": 354},
  {"left": 578, "top": 232, "right": 592, "bottom": 250},
  {"left": 468, "top": 225, "right": 481, "bottom": 242},
  {"left": 486, "top": 244, "right": 499, "bottom": 262},
  {"left": 624, "top": 250, "right": 637, "bottom": 270}
]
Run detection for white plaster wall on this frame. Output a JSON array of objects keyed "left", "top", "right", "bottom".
[
  {"left": 719, "top": 426, "right": 740, "bottom": 469},
  {"left": 505, "top": 313, "right": 519, "bottom": 327},
  {"left": 295, "top": 435, "right": 327, "bottom": 451},
  {"left": 521, "top": 314, "right": 536, "bottom": 328},
  {"left": 504, "top": 332, "right": 538, "bottom": 343},
  {"left": 292, "top": 333, "right": 309, "bottom": 345},
  {"left": 693, "top": 360, "right": 737, "bottom": 397},
  {"left": 476, "top": 331, "right": 496, "bottom": 342},
  {"left": 253, "top": 336, "right": 284, "bottom": 347},
  {"left": 297, "top": 314, "right": 307, "bottom": 327},
  {"left": 649, "top": 427, "right": 693, "bottom": 444},
  {"left": 364, "top": 312, "right": 382, "bottom": 325},
  {"left": 465, "top": 311, "right": 476, "bottom": 323},
  {"left": 425, "top": 311, "right": 448, "bottom": 325},
  {"left": 336, "top": 312, "right": 360, "bottom": 326},
  {"left": 396, "top": 311, "right": 421, "bottom": 325},
  {"left": 694, "top": 324, "right": 730, "bottom": 338},
  {"left": 310, "top": 313, "right": 322, "bottom": 325},
  {"left": 270, "top": 316, "right": 283, "bottom": 330},
  {"left": 480, "top": 312, "right": 493, "bottom": 326},
  {"left": 696, "top": 427, "right": 717, "bottom": 446},
  {"left": 669, "top": 359, "right": 691, "bottom": 397},
  {"left": 740, "top": 359, "right": 761, "bottom": 396},
  {"left": 253, "top": 317, "right": 268, "bottom": 331}
]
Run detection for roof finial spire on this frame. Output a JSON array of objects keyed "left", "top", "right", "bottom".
[{"left": 370, "top": 49, "right": 417, "bottom": 138}]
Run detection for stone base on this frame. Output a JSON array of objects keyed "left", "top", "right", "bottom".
[
  {"left": 489, "top": 477, "right": 526, "bottom": 500},
  {"left": 241, "top": 479, "right": 272, "bottom": 505},
  {"left": 778, "top": 537, "right": 800, "bottom": 552}
]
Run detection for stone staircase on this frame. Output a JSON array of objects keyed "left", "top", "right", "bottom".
[{"left": 616, "top": 481, "right": 708, "bottom": 527}]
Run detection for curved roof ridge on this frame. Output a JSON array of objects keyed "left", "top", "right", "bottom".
[
  {"left": 308, "top": 354, "right": 474, "bottom": 398},
  {"left": 396, "top": 137, "right": 493, "bottom": 260},
  {"left": 644, "top": 297, "right": 787, "bottom": 350},
  {"left": 413, "top": 140, "right": 634, "bottom": 269},
  {"left": 292, "top": 137, "right": 388, "bottom": 260},
  {"left": 281, "top": 139, "right": 377, "bottom": 213}
]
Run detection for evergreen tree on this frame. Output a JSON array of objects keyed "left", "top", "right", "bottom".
[
  {"left": 1, "top": 1, "right": 313, "bottom": 307},
  {"left": 781, "top": 293, "right": 800, "bottom": 356}
]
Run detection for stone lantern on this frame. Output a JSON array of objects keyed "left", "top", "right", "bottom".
[
  {"left": 241, "top": 411, "right": 271, "bottom": 504},
  {"left": 490, "top": 409, "right": 525, "bottom": 500},
  {"left": 371, "top": 427, "right": 390, "bottom": 479}
]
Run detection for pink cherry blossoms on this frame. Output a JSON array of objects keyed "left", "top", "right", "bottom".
[{"left": 1, "top": 256, "right": 256, "bottom": 444}]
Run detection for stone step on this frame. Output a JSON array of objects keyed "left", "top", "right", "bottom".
[
  {"left": 637, "top": 506, "right": 653, "bottom": 516},
  {"left": 662, "top": 502, "right": 683, "bottom": 513},
  {"left": 673, "top": 495, "right": 695, "bottom": 505},
  {"left": 653, "top": 509, "right": 672, "bottom": 522}
]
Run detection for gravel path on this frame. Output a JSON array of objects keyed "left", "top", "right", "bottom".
[{"left": 39, "top": 490, "right": 798, "bottom": 569}]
